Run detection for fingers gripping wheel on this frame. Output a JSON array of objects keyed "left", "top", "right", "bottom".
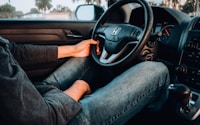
[{"left": 91, "top": 0, "right": 154, "bottom": 67}]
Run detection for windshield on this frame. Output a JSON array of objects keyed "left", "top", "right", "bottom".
[{"left": 0, "top": 0, "right": 198, "bottom": 20}]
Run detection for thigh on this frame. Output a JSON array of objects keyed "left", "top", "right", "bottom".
[
  {"left": 43, "top": 57, "right": 92, "bottom": 90},
  {"left": 68, "top": 61, "right": 170, "bottom": 125}
]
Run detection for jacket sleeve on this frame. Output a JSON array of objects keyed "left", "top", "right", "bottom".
[
  {"left": 0, "top": 37, "right": 82, "bottom": 125},
  {"left": 6, "top": 37, "right": 58, "bottom": 65}
]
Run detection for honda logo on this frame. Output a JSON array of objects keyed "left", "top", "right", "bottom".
[{"left": 111, "top": 27, "right": 121, "bottom": 35}]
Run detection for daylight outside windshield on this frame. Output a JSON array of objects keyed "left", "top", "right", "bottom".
[{"left": 0, "top": 0, "right": 199, "bottom": 20}]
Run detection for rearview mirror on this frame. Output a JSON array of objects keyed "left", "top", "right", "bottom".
[{"left": 75, "top": 4, "right": 104, "bottom": 21}]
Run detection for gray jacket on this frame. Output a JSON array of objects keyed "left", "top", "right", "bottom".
[{"left": 0, "top": 37, "right": 81, "bottom": 125}]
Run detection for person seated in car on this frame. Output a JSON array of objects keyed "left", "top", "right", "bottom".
[{"left": 0, "top": 36, "right": 170, "bottom": 125}]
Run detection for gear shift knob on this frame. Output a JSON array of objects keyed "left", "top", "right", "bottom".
[
  {"left": 168, "top": 84, "right": 200, "bottom": 122},
  {"left": 168, "top": 84, "right": 192, "bottom": 110}
]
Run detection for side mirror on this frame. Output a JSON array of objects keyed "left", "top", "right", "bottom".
[{"left": 75, "top": 4, "right": 104, "bottom": 21}]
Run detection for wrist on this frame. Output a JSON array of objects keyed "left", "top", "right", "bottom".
[
  {"left": 75, "top": 80, "right": 91, "bottom": 94},
  {"left": 63, "top": 80, "right": 91, "bottom": 101}
]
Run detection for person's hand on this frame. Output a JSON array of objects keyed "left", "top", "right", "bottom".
[
  {"left": 63, "top": 80, "right": 91, "bottom": 102},
  {"left": 73, "top": 39, "right": 100, "bottom": 57},
  {"left": 58, "top": 39, "right": 100, "bottom": 59}
]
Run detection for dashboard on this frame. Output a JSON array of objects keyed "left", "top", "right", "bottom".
[
  {"left": 176, "top": 16, "right": 200, "bottom": 91},
  {"left": 129, "top": 6, "right": 190, "bottom": 48},
  {"left": 129, "top": 6, "right": 191, "bottom": 65}
]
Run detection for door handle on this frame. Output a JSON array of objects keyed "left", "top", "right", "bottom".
[{"left": 66, "top": 34, "right": 83, "bottom": 39}]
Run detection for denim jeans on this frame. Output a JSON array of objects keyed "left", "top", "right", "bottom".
[{"left": 44, "top": 57, "right": 170, "bottom": 125}]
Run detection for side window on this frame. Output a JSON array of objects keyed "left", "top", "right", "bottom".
[{"left": 0, "top": 0, "right": 108, "bottom": 20}]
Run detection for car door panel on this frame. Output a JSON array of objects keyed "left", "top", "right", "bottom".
[
  {"left": 0, "top": 20, "right": 96, "bottom": 82},
  {"left": 0, "top": 21, "right": 95, "bottom": 44}
]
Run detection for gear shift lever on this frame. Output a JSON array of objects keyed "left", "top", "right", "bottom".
[
  {"left": 168, "top": 84, "right": 200, "bottom": 121},
  {"left": 168, "top": 84, "right": 192, "bottom": 112}
]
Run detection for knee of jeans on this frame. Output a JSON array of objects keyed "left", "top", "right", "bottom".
[
  {"left": 141, "top": 61, "right": 170, "bottom": 83},
  {"left": 146, "top": 61, "right": 169, "bottom": 74}
]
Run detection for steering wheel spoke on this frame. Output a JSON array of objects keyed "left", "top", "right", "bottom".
[
  {"left": 100, "top": 46, "right": 127, "bottom": 64},
  {"left": 99, "top": 47, "right": 117, "bottom": 63}
]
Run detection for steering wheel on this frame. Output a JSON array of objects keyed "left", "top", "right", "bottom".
[{"left": 91, "top": 0, "right": 153, "bottom": 67}]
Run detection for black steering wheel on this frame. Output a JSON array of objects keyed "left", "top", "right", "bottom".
[{"left": 91, "top": 0, "right": 153, "bottom": 67}]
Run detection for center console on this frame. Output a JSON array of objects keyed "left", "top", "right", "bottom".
[
  {"left": 176, "top": 31, "right": 200, "bottom": 90},
  {"left": 174, "top": 16, "right": 200, "bottom": 124}
]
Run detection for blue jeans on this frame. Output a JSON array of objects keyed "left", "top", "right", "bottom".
[{"left": 45, "top": 57, "right": 170, "bottom": 125}]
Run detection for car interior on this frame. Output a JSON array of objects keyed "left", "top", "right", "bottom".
[{"left": 1, "top": 0, "right": 200, "bottom": 124}]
